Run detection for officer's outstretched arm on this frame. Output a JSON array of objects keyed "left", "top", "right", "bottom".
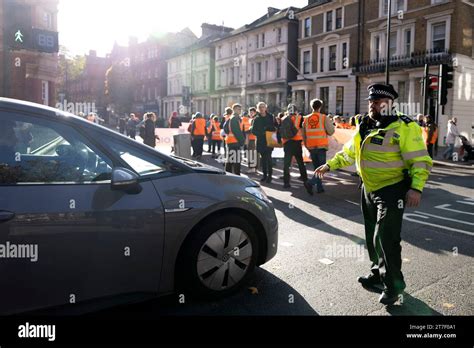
[
  {"left": 326, "top": 136, "right": 356, "bottom": 171},
  {"left": 400, "top": 123, "right": 433, "bottom": 192}
]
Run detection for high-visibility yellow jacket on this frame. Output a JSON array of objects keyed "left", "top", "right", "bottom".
[{"left": 327, "top": 113, "right": 433, "bottom": 193}]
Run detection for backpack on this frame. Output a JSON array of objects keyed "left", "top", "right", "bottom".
[{"left": 279, "top": 115, "right": 298, "bottom": 139}]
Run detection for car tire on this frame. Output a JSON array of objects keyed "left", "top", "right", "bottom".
[{"left": 177, "top": 214, "right": 259, "bottom": 299}]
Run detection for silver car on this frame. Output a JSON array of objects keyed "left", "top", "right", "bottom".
[{"left": 0, "top": 98, "right": 278, "bottom": 315}]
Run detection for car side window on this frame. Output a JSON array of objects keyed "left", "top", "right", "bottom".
[{"left": 0, "top": 113, "right": 113, "bottom": 185}]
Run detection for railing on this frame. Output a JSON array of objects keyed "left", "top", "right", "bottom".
[{"left": 355, "top": 49, "right": 452, "bottom": 74}]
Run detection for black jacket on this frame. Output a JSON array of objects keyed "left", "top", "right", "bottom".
[
  {"left": 251, "top": 112, "right": 277, "bottom": 152},
  {"left": 143, "top": 119, "right": 157, "bottom": 147}
]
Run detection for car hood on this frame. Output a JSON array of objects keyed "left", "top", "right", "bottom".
[{"left": 170, "top": 155, "right": 226, "bottom": 175}]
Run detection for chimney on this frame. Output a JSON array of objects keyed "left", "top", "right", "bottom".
[
  {"left": 89, "top": 50, "right": 97, "bottom": 57},
  {"left": 267, "top": 7, "right": 279, "bottom": 17}
]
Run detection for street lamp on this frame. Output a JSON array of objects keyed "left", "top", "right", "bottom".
[{"left": 385, "top": 0, "right": 392, "bottom": 85}]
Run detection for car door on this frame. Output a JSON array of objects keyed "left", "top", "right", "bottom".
[{"left": 0, "top": 110, "right": 165, "bottom": 315}]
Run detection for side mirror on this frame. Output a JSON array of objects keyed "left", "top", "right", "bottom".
[{"left": 111, "top": 167, "right": 142, "bottom": 194}]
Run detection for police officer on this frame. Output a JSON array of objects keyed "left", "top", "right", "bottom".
[{"left": 315, "top": 84, "right": 433, "bottom": 305}]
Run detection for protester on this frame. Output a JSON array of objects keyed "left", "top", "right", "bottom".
[
  {"left": 190, "top": 112, "right": 206, "bottom": 159},
  {"left": 223, "top": 104, "right": 245, "bottom": 175},
  {"left": 250, "top": 102, "right": 277, "bottom": 183},
  {"left": 246, "top": 107, "right": 259, "bottom": 174},
  {"left": 422, "top": 115, "right": 438, "bottom": 158},
  {"left": 210, "top": 115, "right": 223, "bottom": 158}
]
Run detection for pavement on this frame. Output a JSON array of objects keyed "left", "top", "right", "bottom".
[{"left": 88, "top": 146, "right": 473, "bottom": 317}]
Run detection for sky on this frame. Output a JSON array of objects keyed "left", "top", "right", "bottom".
[{"left": 58, "top": 0, "right": 308, "bottom": 57}]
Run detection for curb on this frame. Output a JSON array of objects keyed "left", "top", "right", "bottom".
[{"left": 433, "top": 160, "right": 474, "bottom": 169}]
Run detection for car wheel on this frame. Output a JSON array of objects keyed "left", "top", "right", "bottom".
[{"left": 177, "top": 215, "right": 259, "bottom": 299}]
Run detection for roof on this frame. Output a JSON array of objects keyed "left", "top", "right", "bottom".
[
  {"left": 214, "top": 6, "right": 301, "bottom": 42},
  {"left": 298, "top": 0, "right": 332, "bottom": 14}
]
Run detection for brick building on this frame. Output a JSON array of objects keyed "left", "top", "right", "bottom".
[
  {"left": 356, "top": 0, "right": 474, "bottom": 143},
  {"left": 0, "top": 0, "right": 59, "bottom": 106},
  {"left": 65, "top": 50, "right": 110, "bottom": 116},
  {"left": 129, "top": 29, "right": 197, "bottom": 116}
]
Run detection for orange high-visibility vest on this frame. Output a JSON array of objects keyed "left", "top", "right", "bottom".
[
  {"left": 242, "top": 116, "right": 251, "bottom": 132},
  {"left": 192, "top": 118, "right": 206, "bottom": 136},
  {"left": 248, "top": 117, "right": 257, "bottom": 141},
  {"left": 282, "top": 115, "right": 303, "bottom": 144},
  {"left": 226, "top": 116, "right": 243, "bottom": 145},
  {"left": 422, "top": 125, "right": 438, "bottom": 145},
  {"left": 304, "top": 113, "right": 328, "bottom": 148},
  {"left": 211, "top": 120, "right": 222, "bottom": 141}
]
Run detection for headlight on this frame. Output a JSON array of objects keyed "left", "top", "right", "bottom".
[{"left": 245, "top": 186, "right": 272, "bottom": 204}]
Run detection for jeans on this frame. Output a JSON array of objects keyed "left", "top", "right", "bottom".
[
  {"left": 225, "top": 147, "right": 241, "bottom": 175},
  {"left": 192, "top": 137, "right": 204, "bottom": 157},
  {"left": 443, "top": 144, "right": 455, "bottom": 160},
  {"left": 283, "top": 140, "right": 307, "bottom": 184},
  {"left": 211, "top": 140, "right": 222, "bottom": 155},
  {"left": 307, "top": 148, "right": 327, "bottom": 192}
]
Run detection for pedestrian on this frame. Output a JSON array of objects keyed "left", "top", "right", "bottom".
[
  {"left": 118, "top": 115, "right": 127, "bottom": 134},
  {"left": 315, "top": 84, "right": 433, "bottom": 305},
  {"left": 169, "top": 111, "right": 182, "bottom": 129},
  {"left": 416, "top": 114, "right": 425, "bottom": 127},
  {"left": 443, "top": 117, "right": 460, "bottom": 160},
  {"left": 210, "top": 115, "right": 222, "bottom": 158},
  {"left": 224, "top": 104, "right": 245, "bottom": 175},
  {"left": 143, "top": 112, "right": 160, "bottom": 148},
  {"left": 127, "top": 113, "right": 139, "bottom": 139},
  {"left": 250, "top": 102, "right": 277, "bottom": 183},
  {"left": 422, "top": 115, "right": 438, "bottom": 158},
  {"left": 86, "top": 112, "right": 96, "bottom": 123},
  {"left": 246, "top": 107, "right": 259, "bottom": 173},
  {"left": 190, "top": 112, "right": 206, "bottom": 159},
  {"left": 280, "top": 104, "right": 308, "bottom": 189},
  {"left": 221, "top": 107, "right": 233, "bottom": 159},
  {"left": 302, "top": 99, "right": 335, "bottom": 195},
  {"left": 205, "top": 114, "right": 212, "bottom": 152}
]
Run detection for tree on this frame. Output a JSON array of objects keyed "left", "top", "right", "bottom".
[{"left": 105, "top": 63, "right": 133, "bottom": 116}]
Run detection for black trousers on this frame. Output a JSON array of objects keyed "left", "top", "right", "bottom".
[
  {"left": 283, "top": 140, "right": 308, "bottom": 184},
  {"left": 211, "top": 140, "right": 222, "bottom": 155},
  {"left": 361, "top": 180, "right": 408, "bottom": 293},
  {"left": 427, "top": 143, "right": 434, "bottom": 158},
  {"left": 259, "top": 148, "right": 273, "bottom": 178},
  {"left": 225, "top": 147, "right": 241, "bottom": 175},
  {"left": 192, "top": 137, "right": 204, "bottom": 157}
]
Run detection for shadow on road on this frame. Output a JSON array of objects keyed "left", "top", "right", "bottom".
[
  {"left": 89, "top": 268, "right": 318, "bottom": 317},
  {"left": 386, "top": 293, "right": 443, "bottom": 316}
]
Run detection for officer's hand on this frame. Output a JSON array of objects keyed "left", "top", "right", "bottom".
[
  {"left": 406, "top": 189, "right": 422, "bottom": 208},
  {"left": 314, "top": 164, "right": 330, "bottom": 179}
]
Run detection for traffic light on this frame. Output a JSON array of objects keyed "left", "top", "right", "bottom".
[
  {"left": 4, "top": 2, "right": 32, "bottom": 50},
  {"left": 439, "top": 64, "right": 454, "bottom": 106}
]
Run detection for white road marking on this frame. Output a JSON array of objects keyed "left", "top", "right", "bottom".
[
  {"left": 435, "top": 204, "right": 474, "bottom": 216},
  {"left": 414, "top": 211, "right": 474, "bottom": 226},
  {"left": 403, "top": 213, "right": 474, "bottom": 236},
  {"left": 457, "top": 201, "right": 474, "bottom": 206},
  {"left": 345, "top": 200, "right": 360, "bottom": 206},
  {"left": 318, "top": 258, "right": 334, "bottom": 265}
]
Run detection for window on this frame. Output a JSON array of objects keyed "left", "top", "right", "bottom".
[
  {"left": 335, "top": 8, "right": 343, "bottom": 30},
  {"left": 303, "top": 51, "right": 311, "bottom": 74},
  {"left": 257, "top": 62, "right": 262, "bottom": 81},
  {"left": 218, "top": 46, "right": 222, "bottom": 58},
  {"left": 256, "top": 35, "right": 259, "bottom": 49},
  {"left": 375, "top": 35, "right": 382, "bottom": 60},
  {"left": 0, "top": 115, "right": 113, "bottom": 184},
  {"left": 251, "top": 63, "right": 255, "bottom": 82},
  {"left": 326, "top": 11, "right": 333, "bottom": 32},
  {"left": 277, "top": 28, "right": 282, "bottom": 43},
  {"left": 217, "top": 70, "right": 221, "bottom": 87},
  {"left": 398, "top": 81, "right": 406, "bottom": 103},
  {"left": 320, "top": 87, "right": 329, "bottom": 114},
  {"left": 342, "top": 42, "right": 348, "bottom": 69},
  {"left": 320, "top": 47, "right": 325, "bottom": 72},
  {"left": 389, "top": 32, "right": 397, "bottom": 57},
  {"left": 304, "top": 18, "right": 311, "bottom": 38},
  {"left": 431, "top": 0, "right": 447, "bottom": 3},
  {"left": 261, "top": 33, "right": 265, "bottom": 48},
  {"left": 276, "top": 58, "right": 282, "bottom": 78},
  {"left": 230, "top": 67, "right": 234, "bottom": 85},
  {"left": 43, "top": 12, "right": 53, "bottom": 29},
  {"left": 336, "top": 87, "right": 344, "bottom": 115},
  {"left": 380, "top": 0, "right": 406, "bottom": 16},
  {"left": 432, "top": 22, "right": 446, "bottom": 51},
  {"left": 329, "top": 45, "right": 337, "bottom": 71},
  {"left": 404, "top": 29, "right": 412, "bottom": 55}
]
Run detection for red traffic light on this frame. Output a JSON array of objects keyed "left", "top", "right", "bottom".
[{"left": 429, "top": 76, "right": 438, "bottom": 90}]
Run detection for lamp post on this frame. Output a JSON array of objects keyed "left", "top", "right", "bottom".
[{"left": 385, "top": 0, "right": 392, "bottom": 85}]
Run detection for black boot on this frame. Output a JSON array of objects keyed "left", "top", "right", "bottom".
[
  {"left": 358, "top": 274, "right": 383, "bottom": 289},
  {"left": 379, "top": 289, "right": 402, "bottom": 305}
]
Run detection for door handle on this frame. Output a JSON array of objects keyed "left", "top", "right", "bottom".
[{"left": 0, "top": 211, "right": 15, "bottom": 223}]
